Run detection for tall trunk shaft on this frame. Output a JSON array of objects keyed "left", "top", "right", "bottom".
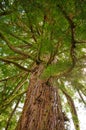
[{"left": 16, "top": 65, "right": 65, "bottom": 130}]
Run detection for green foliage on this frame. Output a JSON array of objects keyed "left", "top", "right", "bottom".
[
  {"left": 0, "top": 0, "right": 86, "bottom": 130},
  {"left": 41, "top": 61, "right": 71, "bottom": 79}
]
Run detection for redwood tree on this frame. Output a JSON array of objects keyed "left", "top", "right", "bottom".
[{"left": 0, "top": 0, "right": 86, "bottom": 130}]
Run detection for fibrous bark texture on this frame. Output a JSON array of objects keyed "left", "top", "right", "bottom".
[{"left": 16, "top": 64, "right": 65, "bottom": 130}]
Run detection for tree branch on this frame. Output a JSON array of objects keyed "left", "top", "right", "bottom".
[
  {"left": 10, "top": 75, "right": 28, "bottom": 96},
  {"left": 61, "top": 86, "right": 80, "bottom": 130},
  {"left": 0, "top": 72, "right": 26, "bottom": 82},
  {"left": 2, "top": 55, "right": 28, "bottom": 61},
  {"left": 77, "top": 89, "right": 86, "bottom": 105},
  {"left": 5, "top": 97, "right": 21, "bottom": 130},
  {"left": 75, "top": 40, "right": 86, "bottom": 44},
  {"left": 0, "top": 90, "right": 27, "bottom": 111},
  {"left": 0, "top": 10, "right": 13, "bottom": 17},
  {"left": 57, "top": 5, "right": 76, "bottom": 67},
  {"left": 9, "top": 32, "right": 32, "bottom": 46},
  {"left": 0, "top": 57, "right": 30, "bottom": 72},
  {"left": 0, "top": 32, "right": 35, "bottom": 61}
]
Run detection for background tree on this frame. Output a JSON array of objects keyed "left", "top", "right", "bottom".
[{"left": 0, "top": 0, "right": 86, "bottom": 130}]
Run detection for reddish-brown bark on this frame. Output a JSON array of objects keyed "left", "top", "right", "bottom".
[{"left": 16, "top": 64, "right": 65, "bottom": 130}]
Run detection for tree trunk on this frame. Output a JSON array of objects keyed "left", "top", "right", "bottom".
[{"left": 16, "top": 64, "right": 65, "bottom": 130}]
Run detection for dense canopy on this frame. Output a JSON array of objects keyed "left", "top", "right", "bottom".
[{"left": 0, "top": 0, "right": 86, "bottom": 130}]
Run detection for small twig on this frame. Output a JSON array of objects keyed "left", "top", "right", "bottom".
[
  {"left": 29, "top": 25, "right": 37, "bottom": 42},
  {"left": 2, "top": 55, "right": 28, "bottom": 61}
]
